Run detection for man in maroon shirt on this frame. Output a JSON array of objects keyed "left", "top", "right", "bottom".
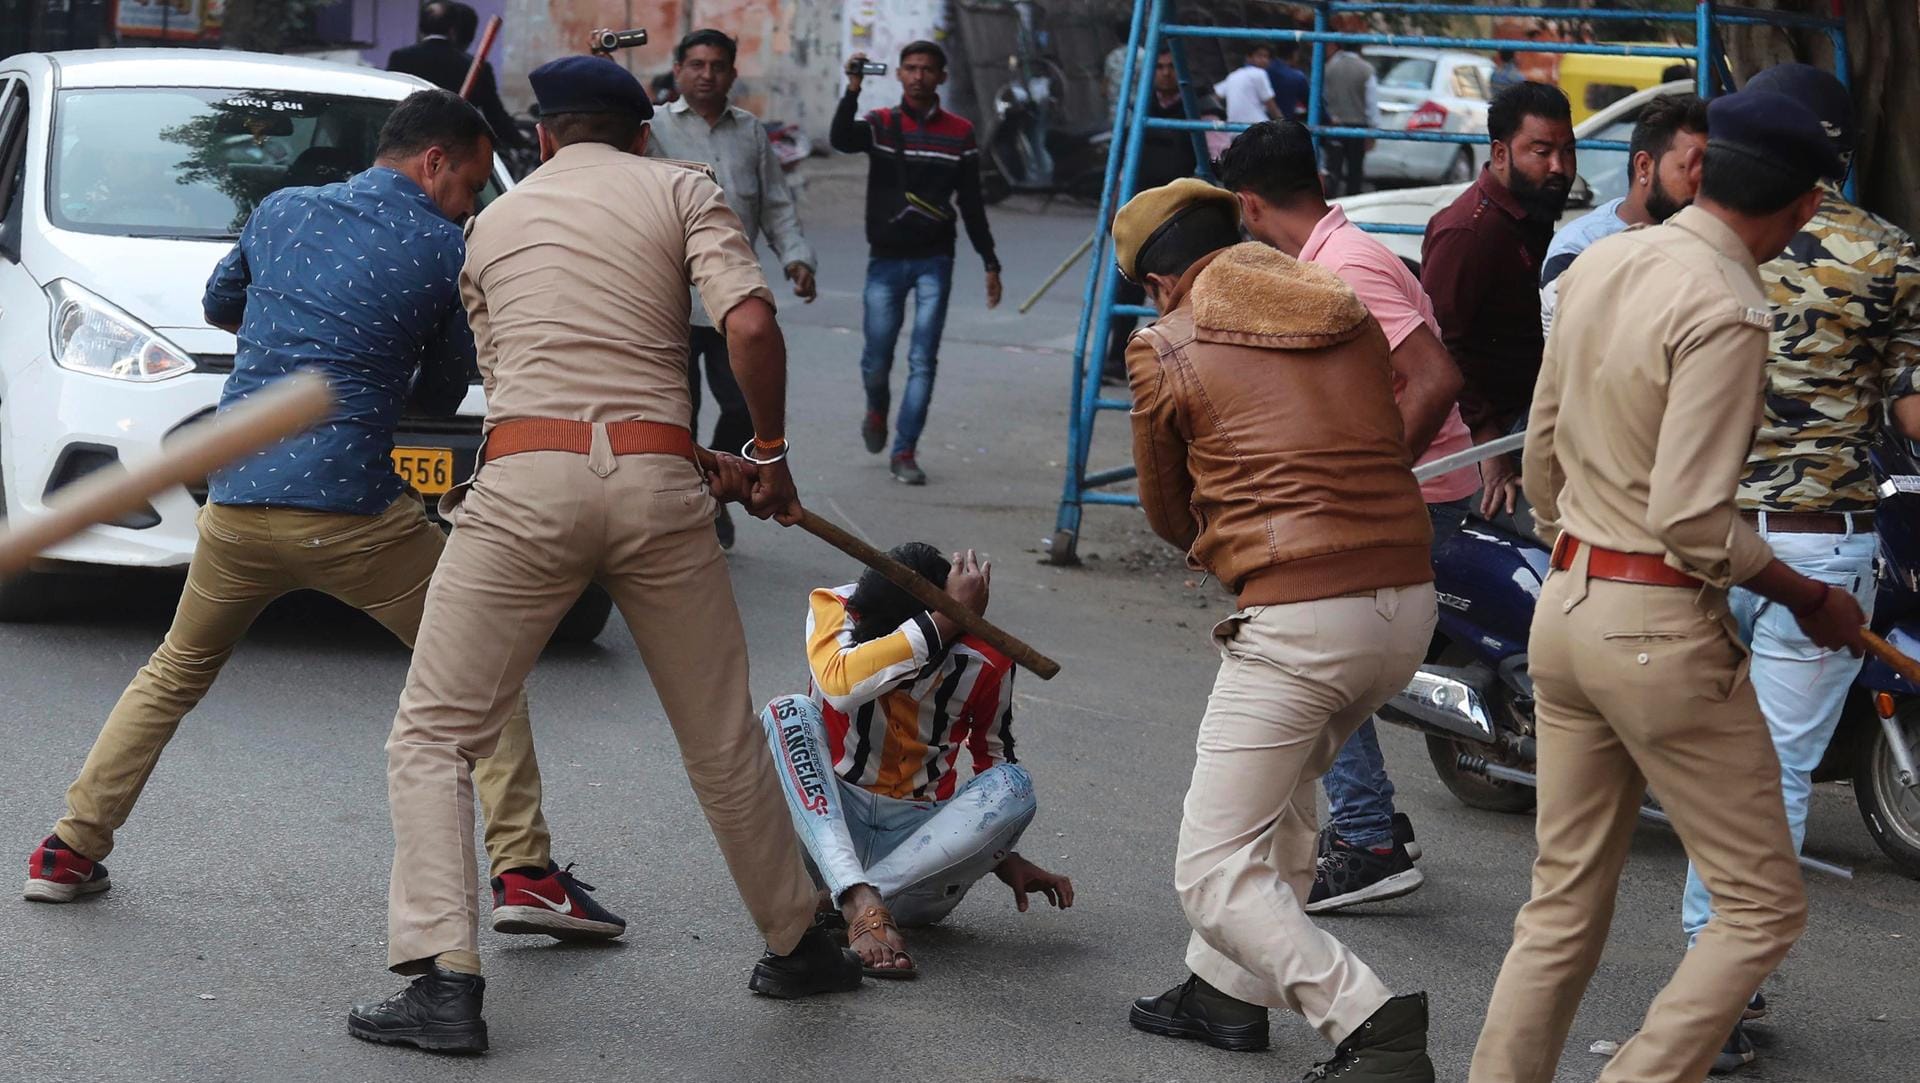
[{"left": 1421, "top": 82, "right": 1575, "bottom": 517}]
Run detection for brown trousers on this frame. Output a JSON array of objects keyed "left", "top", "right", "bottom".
[
  {"left": 54, "top": 498, "right": 551, "bottom": 877},
  {"left": 1469, "top": 559, "right": 1808, "bottom": 1083},
  {"left": 383, "top": 445, "right": 815, "bottom": 973}
]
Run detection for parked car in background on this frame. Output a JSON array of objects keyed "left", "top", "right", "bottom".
[
  {"left": 0, "top": 49, "right": 612, "bottom": 640},
  {"left": 1334, "top": 80, "right": 1692, "bottom": 268},
  {"left": 1362, "top": 46, "right": 1495, "bottom": 186}
]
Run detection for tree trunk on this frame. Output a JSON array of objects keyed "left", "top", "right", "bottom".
[{"left": 1718, "top": 0, "right": 1920, "bottom": 233}]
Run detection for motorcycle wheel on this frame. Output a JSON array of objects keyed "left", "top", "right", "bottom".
[
  {"left": 1853, "top": 700, "right": 1920, "bottom": 880},
  {"left": 1425, "top": 734, "right": 1537, "bottom": 813}
]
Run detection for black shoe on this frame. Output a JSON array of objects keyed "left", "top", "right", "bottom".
[
  {"left": 890, "top": 453, "right": 927, "bottom": 486},
  {"left": 1710, "top": 1023, "right": 1757, "bottom": 1075},
  {"left": 347, "top": 967, "right": 488, "bottom": 1054},
  {"left": 1307, "top": 838, "right": 1425, "bottom": 914},
  {"left": 862, "top": 411, "right": 887, "bottom": 455},
  {"left": 1315, "top": 814, "right": 1422, "bottom": 863},
  {"left": 714, "top": 505, "right": 735, "bottom": 550},
  {"left": 1129, "top": 974, "right": 1270, "bottom": 1052},
  {"left": 1300, "top": 993, "right": 1433, "bottom": 1081},
  {"left": 1100, "top": 363, "right": 1128, "bottom": 387},
  {"left": 748, "top": 926, "right": 863, "bottom": 999},
  {"left": 1743, "top": 991, "right": 1768, "bottom": 1020}
]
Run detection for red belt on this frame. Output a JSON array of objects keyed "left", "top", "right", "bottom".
[
  {"left": 1550, "top": 535, "right": 1699, "bottom": 589},
  {"left": 483, "top": 418, "right": 697, "bottom": 465}
]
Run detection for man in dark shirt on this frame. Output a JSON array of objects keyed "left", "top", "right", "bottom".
[
  {"left": 1421, "top": 81, "right": 1575, "bottom": 517},
  {"left": 387, "top": 1, "right": 527, "bottom": 153},
  {"left": 1103, "top": 46, "right": 1215, "bottom": 383},
  {"left": 20, "top": 92, "right": 626, "bottom": 943},
  {"left": 832, "top": 40, "right": 1000, "bottom": 486},
  {"left": 1266, "top": 42, "right": 1310, "bottom": 121}
]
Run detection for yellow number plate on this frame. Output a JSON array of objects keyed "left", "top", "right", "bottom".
[{"left": 391, "top": 447, "right": 455, "bottom": 495}]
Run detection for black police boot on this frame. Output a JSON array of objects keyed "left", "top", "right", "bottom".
[
  {"left": 748, "top": 926, "right": 863, "bottom": 999},
  {"left": 1300, "top": 993, "right": 1434, "bottom": 1082},
  {"left": 347, "top": 966, "right": 487, "bottom": 1053},
  {"left": 1129, "top": 974, "right": 1270, "bottom": 1052}
]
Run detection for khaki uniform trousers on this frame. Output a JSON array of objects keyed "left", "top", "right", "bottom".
[
  {"left": 53, "top": 497, "right": 551, "bottom": 878},
  {"left": 1178, "top": 584, "right": 1436, "bottom": 1044},
  {"left": 1469, "top": 557, "right": 1808, "bottom": 1083},
  {"left": 383, "top": 445, "right": 816, "bottom": 973}
]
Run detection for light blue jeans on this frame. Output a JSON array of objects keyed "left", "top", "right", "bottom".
[
  {"left": 860, "top": 255, "right": 955, "bottom": 457},
  {"left": 1323, "top": 498, "right": 1472, "bottom": 848},
  {"left": 1681, "top": 527, "right": 1877, "bottom": 943},
  {"left": 760, "top": 694, "right": 1036, "bottom": 926}
]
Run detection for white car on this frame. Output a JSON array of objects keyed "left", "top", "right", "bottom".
[
  {"left": 0, "top": 49, "right": 611, "bottom": 639},
  {"left": 1335, "top": 80, "right": 1693, "bottom": 269},
  {"left": 1363, "top": 47, "right": 1495, "bottom": 187}
]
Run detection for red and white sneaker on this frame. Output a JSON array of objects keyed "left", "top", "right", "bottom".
[
  {"left": 24, "top": 835, "right": 111, "bottom": 903},
  {"left": 491, "top": 862, "right": 626, "bottom": 940}
]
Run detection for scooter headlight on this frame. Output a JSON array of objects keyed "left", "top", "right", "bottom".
[{"left": 45, "top": 279, "right": 195, "bottom": 382}]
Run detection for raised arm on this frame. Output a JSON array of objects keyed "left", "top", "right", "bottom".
[{"left": 805, "top": 588, "right": 939, "bottom": 712}]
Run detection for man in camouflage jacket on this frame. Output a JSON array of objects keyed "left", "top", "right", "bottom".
[{"left": 1675, "top": 65, "right": 1920, "bottom": 1074}]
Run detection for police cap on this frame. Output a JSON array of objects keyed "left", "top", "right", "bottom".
[
  {"left": 528, "top": 55, "right": 654, "bottom": 121},
  {"left": 1706, "top": 87, "right": 1846, "bottom": 184},
  {"left": 1744, "top": 63, "right": 1853, "bottom": 165},
  {"left": 1112, "top": 178, "right": 1240, "bottom": 283}
]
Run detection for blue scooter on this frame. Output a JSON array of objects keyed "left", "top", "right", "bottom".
[{"left": 1378, "top": 439, "right": 1920, "bottom": 881}]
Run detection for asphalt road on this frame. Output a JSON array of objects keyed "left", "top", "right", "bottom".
[{"left": 1, "top": 168, "right": 1915, "bottom": 1083}]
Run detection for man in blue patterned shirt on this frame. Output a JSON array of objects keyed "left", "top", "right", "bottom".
[{"left": 24, "top": 91, "right": 628, "bottom": 943}]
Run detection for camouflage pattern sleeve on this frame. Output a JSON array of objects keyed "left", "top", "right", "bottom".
[{"left": 1884, "top": 232, "right": 1920, "bottom": 400}]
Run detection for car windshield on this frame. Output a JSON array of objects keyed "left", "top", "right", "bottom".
[
  {"left": 1381, "top": 58, "right": 1437, "bottom": 91},
  {"left": 50, "top": 87, "right": 502, "bottom": 240}
]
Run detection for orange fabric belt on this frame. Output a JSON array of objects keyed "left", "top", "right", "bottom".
[
  {"left": 482, "top": 418, "right": 697, "bottom": 465},
  {"left": 1550, "top": 535, "right": 1700, "bottom": 589}
]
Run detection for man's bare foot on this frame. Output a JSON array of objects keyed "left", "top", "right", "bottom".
[{"left": 839, "top": 885, "right": 914, "bottom": 977}]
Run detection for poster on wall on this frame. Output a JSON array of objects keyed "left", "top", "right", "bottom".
[
  {"left": 843, "top": 0, "right": 951, "bottom": 114},
  {"left": 115, "top": 0, "right": 215, "bottom": 41}
]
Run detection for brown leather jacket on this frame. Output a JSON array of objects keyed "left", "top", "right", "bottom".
[{"left": 1125, "top": 242, "right": 1434, "bottom": 607}]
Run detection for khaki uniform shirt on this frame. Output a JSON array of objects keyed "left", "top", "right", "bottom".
[
  {"left": 460, "top": 141, "right": 775, "bottom": 431},
  {"left": 1523, "top": 205, "right": 1776, "bottom": 589}
]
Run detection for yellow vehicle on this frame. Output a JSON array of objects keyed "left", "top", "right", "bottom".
[{"left": 1557, "top": 49, "right": 1695, "bottom": 123}]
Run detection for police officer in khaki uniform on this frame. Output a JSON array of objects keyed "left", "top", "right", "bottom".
[
  {"left": 1469, "top": 90, "right": 1865, "bottom": 1083},
  {"left": 348, "top": 58, "right": 860, "bottom": 1054}
]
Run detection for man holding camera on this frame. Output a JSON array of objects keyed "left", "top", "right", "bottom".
[{"left": 832, "top": 42, "right": 1001, "bottom": 487}]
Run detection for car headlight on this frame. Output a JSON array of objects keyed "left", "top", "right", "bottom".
[{"left": 45, "top": 279, "right": 195, "bottom": 382}]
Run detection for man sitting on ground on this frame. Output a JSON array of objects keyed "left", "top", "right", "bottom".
[{"left": 760, "top": 544, "right": 1074, "bottom": 977}]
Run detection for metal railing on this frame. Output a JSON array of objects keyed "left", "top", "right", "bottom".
[{"left": 1046, "top": 1, "right": 1851, "bottom": 564}]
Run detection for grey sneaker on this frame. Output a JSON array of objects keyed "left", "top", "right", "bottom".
[
  {"left": 1300, "top": 992, "right": 1434, "bottom": 1082},
  {"left": 890, "top": 453, "right": 927, "bottom": 486},
  {"left": 1710, "top": 1024, "right": 1756, "bottom": 1075},
  {"left": 862, "top": 411, "right": 887, "bottom": 455}
]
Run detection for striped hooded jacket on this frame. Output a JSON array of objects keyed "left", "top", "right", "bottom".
[
  {"left": 829, "top": 92, "right": 1000, "bottom": 271},
  {"left": 803, "top": 584, "right": 1015, "bottom": 801}
]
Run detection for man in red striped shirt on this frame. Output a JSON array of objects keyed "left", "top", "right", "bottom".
[{"left": 760, "top": 544, "right": 1073, "bottom": 978}]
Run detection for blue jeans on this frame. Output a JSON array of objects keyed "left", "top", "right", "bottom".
[
  {"left": 861, "top": 256, "right": 954, "bottom": 457},
  {"left": 760, "top": 695, "right": 1036, "bottom": 926},
  {"left": 1680, "top": 527, "right": 1877, "bottom": 944},
  {"left": 1323, "top": 498, "right": 1472, "bottom": 848}
]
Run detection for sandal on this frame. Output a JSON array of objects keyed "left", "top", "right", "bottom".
[{"left": 847, "top": 903, "right": 917, "bottom": 980}]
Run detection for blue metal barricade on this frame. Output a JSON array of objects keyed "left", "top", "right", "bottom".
[{"left": 1045, "top": 0, "right": 1850, "bottom": 564}]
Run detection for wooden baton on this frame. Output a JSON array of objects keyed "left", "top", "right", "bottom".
[
  {"left": 0, "top": 373, "right": 333, "bottom": 579},
  {"left": 459, "top": 15, "right": 504, "bottom": 101},
  {"left": 1861, "top": 629, "right": 1920, "bottom": 685},
  {"left": 797, "top": 510, "right": 1061, "bottom": 680}
]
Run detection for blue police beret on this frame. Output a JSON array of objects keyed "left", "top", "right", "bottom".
[
  {"left": 1744, "top": 63, "right": 1853, "bottom": 160},
  {"left": 1706, "top": 87, "right": 1846, "bottom": 183},
  {"left": 528, "top": 55, "right": 654, "bottom": 121}
]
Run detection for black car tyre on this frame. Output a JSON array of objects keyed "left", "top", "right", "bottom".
[
  {"left": 551, "top": 584, "right": 613, "bottom": 645},
  {"left": 1854, "top": 699, "right": 1920, "bottom": 880}
]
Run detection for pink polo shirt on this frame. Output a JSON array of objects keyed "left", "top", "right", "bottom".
[{"left": 1300, "top": 206, "right": 1480, "bottom": 503}]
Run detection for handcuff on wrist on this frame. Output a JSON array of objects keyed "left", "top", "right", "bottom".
[{"left": 742, "top": 436, "right": 791, "bottom": 466}]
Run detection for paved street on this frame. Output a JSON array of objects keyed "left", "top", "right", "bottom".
[{"left": 1, "top": 169, "right": 1915, "bottom": 1083}]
